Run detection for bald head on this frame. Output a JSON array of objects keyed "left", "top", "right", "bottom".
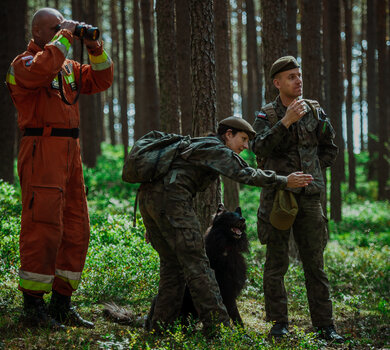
[{"left": 32, "top": 8, "right": 63, "bottom": 48}]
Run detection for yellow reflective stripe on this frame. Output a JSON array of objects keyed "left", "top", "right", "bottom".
[
  {"left": 89, "top": 50, "right": 108, "bottom": 64},
  {"left": 57, "top": 275, "right": 80, "bottom": 290},
  {"left": 19, "top": 270, "right": 54, "bottom": 292},
  {"left": 56, "top": 269, "right": 81, "bottom": 290},
  {"left": 19, "top": 269, "right": 54, "bottom": 284},
  {"left": 90, "top": 58, "right": 112, "bottom": 71},
  {"left": 89, "top": 51, "right": 112, "bottom": 71},
  {"left": 49, "top": 34, "right": 71, "bottom": 57},
  {"left": 6, "top": 72, "right": 16, "bottom": 85},
  {"left": 56, "top": 269, "right": 81, "bottom": 281},
  {"left": 19, "top": 278, "right": 52, "bottom": 292}
]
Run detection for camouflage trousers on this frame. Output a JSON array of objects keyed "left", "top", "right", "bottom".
[
  {"left": 138, "top": 186, "right": 230, "bottom": 331},
  {"left": 260, "top": 192, "right": 334, "bottom": 327}
]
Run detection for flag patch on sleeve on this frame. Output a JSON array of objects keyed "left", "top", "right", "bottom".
[{"left": 257, "top": 112, "right": 267, "bottom": 119}]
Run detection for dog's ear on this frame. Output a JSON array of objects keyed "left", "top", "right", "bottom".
[
  {"left": 216, "top": 203, "right": 225, "bottom": 216},
  {"left": 235, "top": 207, "right": 242, "bottom": 216}
]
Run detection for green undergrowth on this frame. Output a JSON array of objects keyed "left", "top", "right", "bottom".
[{"left": 0, "top": 144, "right": 389, "bottom": 349}]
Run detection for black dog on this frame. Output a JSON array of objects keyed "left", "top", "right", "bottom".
[{"left": 147, "top": 204, "right": 249, "bottom": 327}]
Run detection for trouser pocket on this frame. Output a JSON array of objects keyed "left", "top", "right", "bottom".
[{"left": 30, "top": 185, "right": 63, "bottom": 225}]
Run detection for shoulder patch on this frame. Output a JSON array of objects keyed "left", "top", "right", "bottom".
[
  {"left": 21, "top": 55, "right": 34, "bottom": 61},
  {"left": 257, "top": 112, "right": 267, "bottom": 119}
]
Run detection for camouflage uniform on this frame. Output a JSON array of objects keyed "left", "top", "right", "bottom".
[
  {"left": 139, "top": 136, "right": 287, "bottom": 331},
  {"left": 251, "top": 96, "right": 338, "bottom": 327}
]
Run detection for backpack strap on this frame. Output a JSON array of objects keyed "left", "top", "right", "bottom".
[{"left": 262, "top": 103, "right": 279, "bottom": 126}]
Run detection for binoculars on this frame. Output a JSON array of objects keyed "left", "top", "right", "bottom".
[{"left": 56, "top": 23, "right": 100, "bottom": 41}]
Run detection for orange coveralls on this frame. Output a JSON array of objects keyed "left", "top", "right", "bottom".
[{"left": 6, "top": 29, "right": 113, "bottom": 296}]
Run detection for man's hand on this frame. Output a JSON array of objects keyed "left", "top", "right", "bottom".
[
  {"left": 57, "top": 19, "right": 79, "bottom": 34},
  {"left": 286, "top": 171, "right": 313, "bottom": 188},
  {"left": 281, "top": 99, "right": 308, "bottom": 128}
]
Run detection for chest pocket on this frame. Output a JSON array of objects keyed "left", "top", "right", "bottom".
[{"left": 304, "top": 114, "right": 318, "bottom": 132}]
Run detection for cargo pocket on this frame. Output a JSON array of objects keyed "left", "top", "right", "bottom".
[
  {"left": 321, "top": 214, "right": 329, "bottom": 249},
  {"left": 30, "top": 185, "right": 63, "bottom": 225}
]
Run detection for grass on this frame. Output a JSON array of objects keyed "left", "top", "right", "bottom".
[{"left": 0, "top": 144, "right": 389, "bottom": 349}]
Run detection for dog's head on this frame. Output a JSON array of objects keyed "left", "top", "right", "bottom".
[{"left": 212, "top": 204, "right": 247, "bottom": 240}]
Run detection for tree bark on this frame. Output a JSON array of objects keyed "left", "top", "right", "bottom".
[
  {"left": 215, "top": 0, "right": 239, "bottom": 211},
  {"left": 175, "top": 0, "right": 192, "bottom": 136},
  {"left": 156, "top": 0, "right": 180, "bottom": 133},
  {"left": 108, "top": 0, "right": 119, "bottom": 145},
  {"left": 287, "top": 0, "right": 298, "bottom": 58},
  {"left": 359, "top": 0, "right": 366, "bottom": 153},
  {"left": 236, "top": 0, "right": 245, "bottom": 118},
  {"left": 343, "top": 0, "right": 356, "bottom": 191},
  {"left": 120, "top": 0, "right": 129, "bottom": 157},
  {"left": 261, "top": 0, "right": 287, "bottom": 103},
  {"left": 0, "top": 0, "right": 26, "bottom": 183},
  {"left": 72, "top": 0, "right": 100, "bottom": 168},
  {"left": 245, "top": 0, "right": 261, "bottom": 123},
  {"left": 190, "top": 0, "right": 220, "bottom": 234},
  {"left": 327, "top": 0, "right": 343, "bottom": 222},
  {"left": 141, "top": 0, "right": 160, "bottom": 132},
  {"left": 366, "top": 0, "right": 377, "bottom": 180},
  {"left": 133, "top": 0, "right": 145, "bottom": 141},
  {"left": 376, "top": 0, "right": 388, "bottom": 200}
]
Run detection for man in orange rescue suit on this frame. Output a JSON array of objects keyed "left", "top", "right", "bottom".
[{"left": 6, "top": 8, "right": 113, "bottom": 329}]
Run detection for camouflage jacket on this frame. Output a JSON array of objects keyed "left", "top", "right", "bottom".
[
  {"left": 142, "top": 136, "right": 287, "bottom": 203},
  {"left": 251, "top": 96, "right": 338, "bottom": 195}
]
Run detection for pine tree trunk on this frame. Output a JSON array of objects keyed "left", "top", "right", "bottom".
[
  {"left": 359, "top": 0, "right": 366, "bottom": 153},
  {"left": 176, "top": 0, "right": 193, "bottom": 136},
  {"left": 133, "top": 0, "right": 144, "bottom": 141},
  {"left": 343, "top": 0, "right": 356, "bottom": 191},
  {"left": 245, "top": 0, "right": 260, "bottom": 123},
  {"left": 328, "top": 0, "right": 343, "bottom": 222},
  {"left": 141, "top": 0, "right": 160, "bottom": 132},
  {"left": 236, "top": 0, "right": 245, "bottom": 118},
  {"left": 287, "top": 0, "right": 298, "bottom": 58},
  {"left": 190, "top": 0, "right": 220, "bottom": 234},
  {"left": 156, "top": 0, "right": 180, "bottom": 133},
  {"left": 120, "top": 0, "right": 129, "bottom": 157},
  {"left": 376, "top": 0, "right": 388, "bottom": 200},
  {"left": 215, "top": 0, "right": 240, "bottom": 211},
  {"left": 366, "top": 0, "right": 377, "bottom": 180},
  {"left": 261, "top": 0, "right": 287, "bottom": 103},
  {"left": 0, "top": 0, "right": 26, "bottom": 183},
  {"left": 72, "top": 0, "right": 99, "bottom": 168}
]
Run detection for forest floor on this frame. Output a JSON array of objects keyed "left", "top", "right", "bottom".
[{"left": 0, "top": 145, "right": 389, "bottom": 349}]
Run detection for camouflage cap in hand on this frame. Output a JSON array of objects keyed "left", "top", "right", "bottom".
[
  {"left": 269, "top": 190, "right": 298, "bottom": 230},
  {"left": 219, "top": 116, "right": 256, "bottom": 140},
  {"left": 270, "top": 56, "right": 300, "bottom": 79}
]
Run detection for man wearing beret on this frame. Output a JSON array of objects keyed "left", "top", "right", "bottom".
[
  {"left": 251, "top": 56, "right": 344, "bottom": 342},
  {"left": 137, "top": 116, "right": 312, "bottom": 336}
]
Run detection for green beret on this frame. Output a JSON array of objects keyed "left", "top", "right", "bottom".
[
  {"left": 219, "top": 116, "right": 256, "bottom": 140},
  {"left": 270, "top": 56, "right": 300, "bottom": 78}
]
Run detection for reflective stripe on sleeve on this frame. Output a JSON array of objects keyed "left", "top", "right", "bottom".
[
  {"left": 88, "top": 51, "right": 112, "bottom": 71},
  {"left": 6, "top": 66, "right": 16, "bottom": 85},
  {"left": 49, "top": 34, "right": 71, "bottom": 57},
  {"left": 56, "top": 269, "right": 82, "bottom": 290},
  {"left": 19, "top": 270, "right": 54, "bottom": 292}
]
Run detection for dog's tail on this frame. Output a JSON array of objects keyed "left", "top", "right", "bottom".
[{"left": 103, "top": 302, "right": 145, "bottom": 327}]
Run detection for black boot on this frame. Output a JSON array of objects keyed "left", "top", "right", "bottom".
[
  {"left": 48, "top": 290, "right": 94, "bottom": 328},
  {"left": 22, "top": 293, "right": 66, "bottom": 330},
  {"left": 316, "top": 325, "right": 345, "bottom": 343},
  {"left": 269, "top": 322, "right": 289, "bottom": 337}
]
